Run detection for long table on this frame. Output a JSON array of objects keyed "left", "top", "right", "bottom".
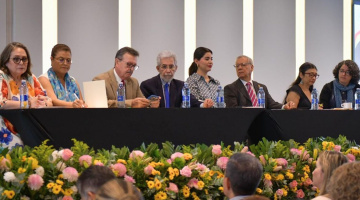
[{"left": 0, "top": 108, "right": 359, "bottom": 149}]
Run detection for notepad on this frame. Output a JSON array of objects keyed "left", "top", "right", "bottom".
[{"left": 83, "top": 80, "right": 108, "bottom": 108}]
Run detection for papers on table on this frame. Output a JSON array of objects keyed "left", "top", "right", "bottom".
[{"left": 83, "top": 80, "right": 108, "bottom": 108}]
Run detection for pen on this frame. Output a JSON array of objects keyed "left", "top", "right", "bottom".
[{"left": 73, "top": 93, "right": 85, "bottom": 108}]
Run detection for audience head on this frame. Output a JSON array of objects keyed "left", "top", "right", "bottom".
[
  {"left": 312, "top": 151, "right": 348, "bottom": 195},
  {"left": 156, "top": 50, "right": 177, "bottom": 82},
  {"left": 332, "top": 59, "right": 360, "bottom": 86},
  {"left": 223, "top": 153, "right": 263, "bottom": 198},
  {"left": 234, "top": 55, "right": 254, "bottom": 82},
  {"left": 95, "top": 179, "right": 144, "bottom": 200},
  {"left": 76, "top": 165, "right": 116, "bottom": 200},
  {"left": 327, "top": 162, "right": 360, "bottom": 200},
  {"left": 290, "top": 62, "right": 318, "bottom": 89},
  {"left": 244, "top": 195, "right": 271, "bottom": 200},
  {"left": 0, "top": 42, "right": 32, "bottom": 79},
  {"left": 188, "top": 47, "right": 213, "bottom": 76},
  {"left": 114, "top": 47, "right": 140, "bottom": 80},
  {"left": 50, "top": 44, "right": 72, "bottom": 76}
]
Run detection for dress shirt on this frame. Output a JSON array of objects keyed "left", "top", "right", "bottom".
[
  {"left": 186, "top": 73, "right": 220, "bottom": 102},
  {"left": 229, "top": 195, "right": 251, "bottom": 200},
  {"left": 114, "top": 68, "right": 125, "bottom": 92}
]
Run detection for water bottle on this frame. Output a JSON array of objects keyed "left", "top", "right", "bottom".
[
  {"left": 117, "top": 82, "right": 125, "bottom": 108},
  {"left": 355, "top": 88, "right": 360, "bottom": 110},
  {"left": 310, "top": 88, "right": 318, "bottom": 110},
  {"left": 182, "top": 82, "right": 190, "bottom": 108},
  {"left": 216, "top": 85, "right": 226, "bottom": 108},
  {"left": 20, "top": 80, "right": 29, "bottom": 109},
  {"left": 257, "top": 87, "right": 265, "bottom": 108}
]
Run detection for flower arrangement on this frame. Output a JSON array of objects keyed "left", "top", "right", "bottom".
[{"left": 0, "top": 136, "right": 359, "bottom": 200}]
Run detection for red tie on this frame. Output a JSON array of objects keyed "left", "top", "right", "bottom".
[
  {"left": 246, "top": 82, "right": 258, "bottom": 107},
  {"left": 121, "top": 80, "right": 125, "bottom": 87}
]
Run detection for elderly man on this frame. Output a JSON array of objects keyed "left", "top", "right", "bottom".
[
  {"left": 140, "top": 50, "right": 213, "bottom": 108},
  {"left": 223, "top": 153, "right": 263, "bottom": 200},
  {"left": 93, "top": 47, "right": 159, "bottom": 108},
  {"left": 224, "top": 55, "right": 294, "bottom": 109}
]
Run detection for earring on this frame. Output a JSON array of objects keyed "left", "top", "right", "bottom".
[{"left": 300, "top": 79, "right": 303, "bottom": 84}]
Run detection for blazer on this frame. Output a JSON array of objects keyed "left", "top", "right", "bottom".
[
  {"left": 224, "top": 79, "right": 282, "bottom": 109},
  {"left": 140, "top": 75, "right": 201, "bottom": 108},
  {"left": 92, "top": 68, "right": 144, "bottom": 108}
]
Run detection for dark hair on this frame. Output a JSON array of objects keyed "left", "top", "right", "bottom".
[
  {"left": 115, "top": 47, "right": 139, "bottom": 60},
  {"left": 332, "top": 60, "right": 360, "bottom": 84},
  {"left": 225, "top": 153, "right": 263, "bottom": 196},
  {"left": 290, "top": 62, "right": 317, "bottom": 88},
  {"left": 76, "top": 165, "right": 116, "bottom": 199},
  {"left": 51, "top": 44, "right": 71, "bottom": 58},
  {"left": 188, "top": 47, "right": 212, "bottom": 76},
  {"left": 0, "top": 42, "right": 32, "bottom": 79},
  {"left": 95, "top": 179, "right": 144, "bottom": 200}
]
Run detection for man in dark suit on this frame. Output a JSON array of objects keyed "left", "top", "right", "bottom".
[
  {"left": 140, "top": 50, "right": 213, "bottom": 108},
  {"left": 224, "top": 55, "right": 294, "bottom": 109}
]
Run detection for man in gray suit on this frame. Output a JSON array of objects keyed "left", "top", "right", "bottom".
[
  {"left": 93, "top": 47, "right": 159, "bottom": 108},
  {"left": 224, "top": 55, "right": 294, "bottom": 109}
]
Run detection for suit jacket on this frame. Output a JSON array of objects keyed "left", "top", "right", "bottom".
[
  {"left": 140, "top": 74, "right": 201, "bottom": 108},
  {"left": 92, "top": 68, "right": 144, "bottom": 108},
  {"left": 224, "top": 79, "right": 282, "bottom": 109}
]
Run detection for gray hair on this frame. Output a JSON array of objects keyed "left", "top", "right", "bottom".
[
  {"left": 157, "top": 50, "right": 177, "bottom": 66},
  {"left": 236, "top": 55, "right": 254, "bottom": 65}
]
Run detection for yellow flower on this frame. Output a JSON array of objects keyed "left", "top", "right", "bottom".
[
  {"left": 197, "top": 181, "right": 205, "bottom": 189},
  {"left": 154, "top": 194, "right": 161, "bottom": 200},
  {"left": 209, "top": 170, "right": 215, "bottom": 176},
  {"left": 152, "top": 170, "right": 161, "bottom": 176},
  {"left": 56, "top": 179, "right": 64, "bottom": 185},
  {"left": 157, "top": 162, "right": 164, "bottom": 167},
  {"left": 313, "top": 148, "right": 319, "bottom": 160},
  {"left": 58, "top": 174, "right": 64, "bottom": 179},
  {"left": 117, "top": 159, "right": 127, "bottom": 165},
  {"left": 256, "top": 188, "right": 263, "bottom": 194},
  {"left": 47, "top": 182, "right": 55, "bottom": 189},
  {"left": 63, "top": 188, "right": 73, "bottom": 196},
  {"left": 18, "top": 167, "right": 26, "bottom": 173},
  {"left": 147, "top": 181, "right": 155, "bottom": 189},
  {"left": 274, "top": 194, "right": 278, "bottom": 200},
  {"left": 264, "top": 173, "right": 272, "bottom": 180},
  {"left": 155, "top": 179, "right": 162, "bottom": 190},
  {"left": 303, "top": 165, "right": 310, "bottom": 173},
  {"left": 217, "top": 173, "right": 224, "bottom": 178},
  {"left": 204, "top": 189, "right": 208, "bottom": 195},
  {"left": 282, "top": 188, "right": 288, "bottom": 197},
  {"left": 218, "top": 187, "right": 224, "bottom": 192},
  {"left": 2, "top": 190, "right": 15, "bottom": 199},
  {"left": 286, "top": 172, "right": 294, "bottom": 179},
  {"left": 150, "top": 162, "right": 157, "bottom": 168},
  {"left": 276, "top": 174, "right": 284, "bottom": 181},
  {"left": 183, "top": 186, "right": 190, "bottom": 198},
  {"left": 291, "top": 187, "right": 297, "bottom": 193},
  {"left": 157, "top": 191, "right": 167, "bottom": 200},
  {"left": 298, "top": 146, "right": 304, "bottom": 150},
  {"left": 169, "top": 175, "right": 174, "bottom": 180},
  {"left": 173, "top": 168, "right": 179, "bottom": 176},
  {"left": 27, "top": 157, "right": 39, "bottom": 169},
  {"left": 183, "top": 153, "right": 193, "bottom": 160},
  {"left": 93, "top": 160, "right": 103, "bottom": 165},
  {"left": 52, "top": 184, "right": 62, "bottom": 194},
  {"left": 21, "top": 155, "right": 27, "bottom": 162}
]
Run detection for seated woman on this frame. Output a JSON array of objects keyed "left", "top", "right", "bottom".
[
  {"left": 311, "top": 151, "right": 348, "bottom": 200},
  {"left": 0, "top": 42, "right": 52, "bottom": 148},
  {"left": 285, "top": 62, "right": 319, "bottom": 109},
  {"left": 39, "top": 44, "right": 86, "bottom": 108},
  {"left": 186, "top": 47, "right": 219, "bottom": 103},
  {"left": 95, "top": 179, "right": 144, "bottom": 200},
  {"left": 320, "top": 60, "right": 360, "bottom": 109}
]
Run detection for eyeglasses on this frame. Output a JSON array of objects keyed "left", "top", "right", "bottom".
[
  {"left": 234, "top": 63, "right": 251, "bottom": 68},
  {"left": 11, "top": 57, "right": 28, "bottom": 64},
  {"left": 56, "top": 57, "right": 72, "bottom": 64},
  {"left": 339, "top": 69, "right": 351, "bottom": 76},
  {"left": 305, "top": 73, "right": 320, "bottom": 79},
  {"left": 119, "top": 59, "right": 139, "bottom": 70},
  {"left": 159, "top": 64, "right": 176, "bottom": 70}
]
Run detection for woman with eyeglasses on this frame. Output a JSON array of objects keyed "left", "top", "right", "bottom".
[
  {"left": 38, "top": 44, "right": 87, "bottom": 108},
  {"left": 0, "top": 42, "right": 52, "bottom": 148},
  {"left": 319, "top": 60, "right": 360, "bottom": 109},
  {"left": 284, "top": 62, "right": 319, "bottom": 109}
]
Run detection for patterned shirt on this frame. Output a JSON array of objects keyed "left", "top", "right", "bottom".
[{"left": 186, "top": 73, "right": 220, "bottom": 102}]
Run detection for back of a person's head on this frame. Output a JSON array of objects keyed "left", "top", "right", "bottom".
[
  {"left": 244, "top": 195, "right": 270, "bottom": 200},
  {"left": 95, "top": 179, "right": 144, "bottom": 200},
  {"left": 225, "top": 153, "right": 263, "bottom": 196},
  {"left": 317, "top": 151, "right": 348, "bottom": 195},
  {"left": 327, "top": 162, "right": 360, "bottom": 200},
  {"left": 77, "top": 165, "right": 116, "bottom": 199}
]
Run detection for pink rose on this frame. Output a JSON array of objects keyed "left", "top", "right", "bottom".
[
  {"left": 347, "top": 153, "right": 355, "bottom": 162},
  {"left": 264, "top": 179, "right": 273, "bottom": 188},
  {"left": 79, "top": 155, "right": 92, "bottom": 166},
  {"left": 171, "top": 152, "right": 184, "bottom": 161},
  {"left": 144, "top": 165, "right": 154, "bottom": 175},
  {"left": 334, "top": 145, "right": 341, "bottom": 152},
  {"left": 180, "top": 166, "right": 192, "bottom": 177},
  {"left": 111, "top": 163, "right": 127, "bottom": 177},
  {"left": 276, "top": 189, "right": 283, "bottom": 197},
  {"left": 216, "top": 157, "right": 229, "bottom": 170},
  {"left": 129, "top": 150, "right": 144, "bottom": 159},
  {"left": 259, "top": 155, "right": 266, "bottom": 165},
  {"left": 27, "top": 174, "right": 44, "bottom": 190},
  {"left": 296, "top": 189, "right": 305, "bottom": 198},
  {"left": 167, "top": 159, "right": 172, "bottom": 164},
  {"left": 290, "top": 148, "right": 301, "bottom": 155},
  {"left": 62, "top": 149, "right": 74, "bottom": 161},
  {"left": 212, "top": 145, "right": 222, "bottom": 156},
  {"left": 187, "top": 178, "right": 199, "bottom": 189},
  {"left": 276, "top": 158, "right": 288, "bottom": 167},
  {"left": 196, "top": 163, "right": 208, "bottom": 172},
  {"left": 289, "top": 180, "right": 298, "bottom": 189},
  {"left": 246, "top": 151, "right": 255, "bottom": 157},
  {"left": 304, "top": 177, "right": 313, "bottom": 186},
  {"left": 241, "top": 146, "right": 249, "bottom": 153},
  {"left": 62, "top": 167, "right": 79, "bottom": 182},
  {"left": 94, "top": 160, "right": 104, "bottom": 166},
  {"left": 124, "top": 174, "right": 136, "bottom": 183},
  {"left": 0, "top": 158, "right": 10, "bottom": 170},
  {"left": 167, "top": 182, "right": 179, "bottom": 193},
  {"left": 62, "top": 196, "right": 73, "bottom": 200},
  {"left": 301, "top": 150, "right": 310, "bottom": 161}
]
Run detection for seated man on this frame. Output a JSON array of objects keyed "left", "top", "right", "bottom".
[
  {"left": 76, "top": 165, "right": 116, "bottom": 200},
  {"left": 140, "top": 50, "right": 213, "bottom": 108},
  {"left": 224, "top": 55, "right": 294, "bottom": 109},
  {"left": 223, "top": 153, "right": 263, "bottom": 199},
  {"left": 93, "top": 47, "right": 159, "bottom": 108}
]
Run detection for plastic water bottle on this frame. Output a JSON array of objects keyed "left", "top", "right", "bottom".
[
  {"left": 117, "top": 82, "right": 125, "bottom": 108},
  {"left": 182, "top": 82, "right": 190, "bottom": 108},
  {"left": 311, "top": 88, "right": 318, "bottom": 110},
  {"left": 355, "top": 88, "right": 360, "bottom": 110},
  {"left": 257, "top": 87, "right": 265, "bottom": 108},
  {"left": 20, "top": 80, "right": 29, "bottom": 109},
  {"left": 216, "top": 85, "right": 226, "bottom": 108}
]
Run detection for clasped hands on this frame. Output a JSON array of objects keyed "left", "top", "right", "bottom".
[
  {"left": 131, "top": 97, "right": 161, "bottom": 108},
  {"left": 29, "top": 95, "right": 53, "bottom": 108}
]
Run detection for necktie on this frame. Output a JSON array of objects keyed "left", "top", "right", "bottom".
[
  {"left": 246, "top": 82, "right": 258, "bottom": 107},
  {"left": 164, "top": 83, "right": 170, "bottom": 108}
]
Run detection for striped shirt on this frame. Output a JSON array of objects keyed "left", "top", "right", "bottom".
[{"left": 186, "top": 73, "right": 220, "bottom": 102}]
